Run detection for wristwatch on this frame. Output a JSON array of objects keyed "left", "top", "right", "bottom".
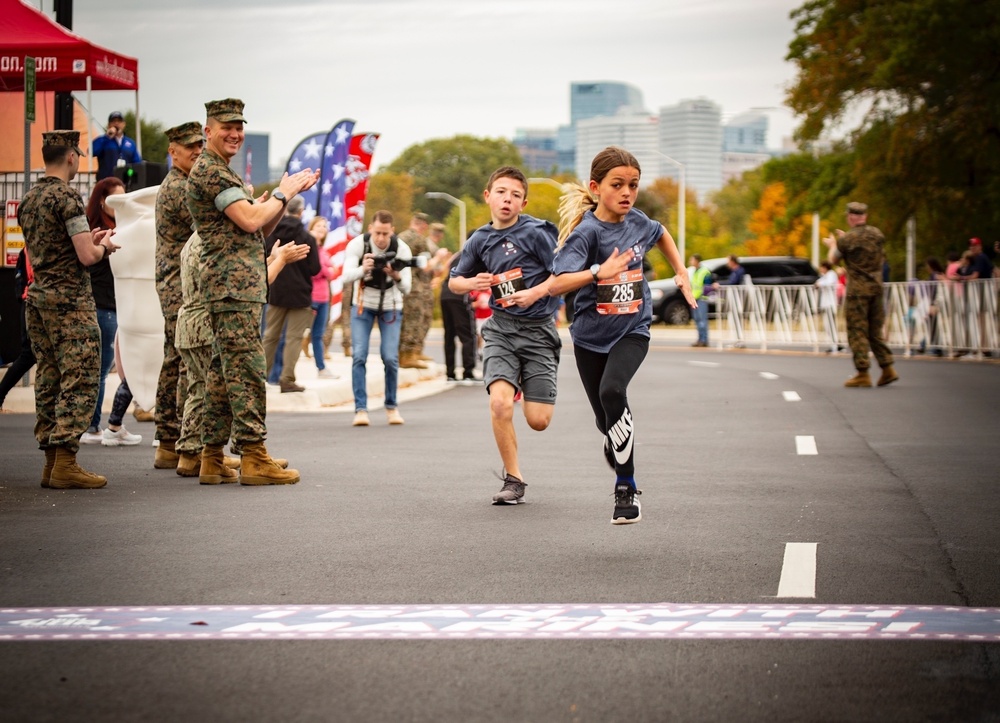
[
  {"left": 272, "top": 191, "right": 288, "bottom": 208},
  {"left": 590, "top": 263, "right": 601, "bottom": 282}
]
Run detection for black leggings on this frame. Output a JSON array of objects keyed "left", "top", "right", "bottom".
[{"left": 573, "top": 334, "right": 649, "bottom": 478}]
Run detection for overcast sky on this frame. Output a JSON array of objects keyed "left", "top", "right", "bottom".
[{"left": 60, "top": 0, "right": 805, "bottom": 173}]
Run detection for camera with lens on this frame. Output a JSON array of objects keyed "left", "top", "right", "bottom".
[{"left": 365, "top": 252, "right": 429, "bottom": 289}]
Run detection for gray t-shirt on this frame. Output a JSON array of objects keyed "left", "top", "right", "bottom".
[{"left": 553, "top": 208, "right": 663, "bottom": 354}]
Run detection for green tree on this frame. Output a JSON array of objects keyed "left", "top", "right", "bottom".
[
  {"left": 365, "top": 171, "right": 414, "bottom": 228},
  {"left": 124, "top": 111, "right": 167, "bottom": 166},
  {"left": 384, "top": 135, "right": 522, "bottom": 220},
  {"left": 785, "top": 0, "right": 1000, "bottom": 265}
]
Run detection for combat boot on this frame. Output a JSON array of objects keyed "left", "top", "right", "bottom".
[
  {"left": 239, "top": 443, "right": 300, "bottom": 486},
  {"left": 224, "top": 455, "right": 242, "bottom": 469},
  {"left": 154, "top": 440, "right": 180, "bottom": 469},
  {"left": 399, "top": 352, "right": 428, "bottom": 369},
  {"left": 844, "top": 371, "right": 873, "bottom": 388},
  {"left": 40, "top": 448, "right": 57, "bottom": 488},
  {"left": 199, "top": 445, "right": 237, "bottom": 485},
  {"left": 175, "top": 451, "right": 201, "bottom": 478},
  {"left": 877, "top": 365, "right": 899, "bottom": 387},
  {"left": 49, "top": 447, "right": 107, "bottom": 489}
]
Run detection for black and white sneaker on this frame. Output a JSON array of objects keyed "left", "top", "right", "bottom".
[
  {"left": 492, "top": 472, "right": 526, "bottom": 505},
  {"left": 611, "top": 482, "right": 642, "bottom": 525}
]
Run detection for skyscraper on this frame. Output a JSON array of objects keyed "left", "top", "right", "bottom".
[
  {"left": 575, "top": 110, "right": 659, "bottom": 188},
  {"left": 559, "top": 81, "right": 646, "bottom": 173},
  {"left": 659, "top": 98, "right": 723, "bottom": 199}
]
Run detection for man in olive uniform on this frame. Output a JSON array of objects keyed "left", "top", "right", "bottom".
[
  {"left": 398, "top": 212, "right": 436, "bottom": 368},
  {"left": 186, "top": 98, "right": 319, "bottom": 485},
  {"left": 825, "top": 201, "right": 898, "bottom": 388},
  {"left": 19, "top": 130, "right": 120, "bottom": 488},
  {"left": 152, "top": 121, "right": 204, "bottom": 471}
]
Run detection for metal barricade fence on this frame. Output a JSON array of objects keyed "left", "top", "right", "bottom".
[{"left": 714, "top": 279, "right": 999, "bottom": 357}]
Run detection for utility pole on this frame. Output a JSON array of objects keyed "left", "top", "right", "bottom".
[{"left": 53, "top": 0, "right": 74, "bottom": 130}]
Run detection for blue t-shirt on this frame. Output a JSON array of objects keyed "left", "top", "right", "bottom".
[
  {"left": 451, "top": 214, "right": 559, "bottom": 319},
  {"left": 552, "top": 208, "right": 663, "bottom": 353}
]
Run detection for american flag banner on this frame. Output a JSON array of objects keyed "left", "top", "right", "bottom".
[
  {"left": 284, "top": 131, "right": 329, "bottom": 227},
  {"left": 244, "top": 146, "right": 253, "bottom": 185},
  {"left": 315, "top": 119, "right": 356, "bottom": 319},
  {"left": 330, "top": 132, "right": 380, "bottom": 319}
]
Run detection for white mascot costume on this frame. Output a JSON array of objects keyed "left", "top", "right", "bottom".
[{"left": 106, "top": 186, "right": 165, "bottom": 413}]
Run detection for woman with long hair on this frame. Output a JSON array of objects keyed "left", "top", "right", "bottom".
[
  {"left": 308, "top": 216, "right": 338, "bottom": 378},
  {"left": 81, "top": 177, "right": 143, "bottom": 447},
  {"left": 550, "top": 146, "right": 694, "bottom": 524}
]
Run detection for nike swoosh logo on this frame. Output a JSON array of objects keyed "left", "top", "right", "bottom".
[{"left": 608, "top": 408, "right": 634, "bottom": 465}]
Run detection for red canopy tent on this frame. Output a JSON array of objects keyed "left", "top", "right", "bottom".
[
  {"left": 0, "top": 0, "right": 138, "bottom": 93},
  {"left": 0, "top": 0, "right": 140, "bottom": 169}
]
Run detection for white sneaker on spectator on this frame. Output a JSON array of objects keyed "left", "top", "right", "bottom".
[
  {"left": 102, "top": 426, "right": 142, "bottom": 446},
  {"left": 80, "top": 428, "right": 104, "bottom": 445},
  {"left": 316, "top": 368, "right": 339, "bottom": 379}
]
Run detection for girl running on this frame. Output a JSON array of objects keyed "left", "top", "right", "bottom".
[{"left": 550, "top": 146, "right": 695, "bottom": 524}]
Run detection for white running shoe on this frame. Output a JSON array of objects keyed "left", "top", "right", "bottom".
[
  {"left": 101, "top": 426, "right": 142, "bottom": 446},
  {"left": 80, "top": 429, "right": 104, "bottom": 445}
]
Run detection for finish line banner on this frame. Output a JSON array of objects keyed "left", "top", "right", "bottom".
[{"left": 2, "top": 604, "right": 999, "bottom": 642}]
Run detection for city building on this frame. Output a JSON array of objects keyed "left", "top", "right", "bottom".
[
  {"left": 559, "top": 81, "right": 646, "bottom": 174},
  {"left": 231, "top": 132, "right": 270, "bottom": 189},
  {"left": 721, "top": 109, "right": 771, "bottom": 184},
  {"left": 575, "top": 109, "right": 660, "bottom": 188},
  {"left": 513, "top": 128, "right": 559, "bottom": 173},
  {"left": 658, "top": 98, "right": 723, "bottom": 200}
]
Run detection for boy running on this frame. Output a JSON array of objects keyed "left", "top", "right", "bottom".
[{"left": 449, "top": 166, "right": 561, "bottom": 505}]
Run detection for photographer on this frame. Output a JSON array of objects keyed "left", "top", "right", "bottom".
[
  {"left": 91, "top": 111, "right": 142, "bottom": 181},
  {"left": 341, "top": 210, "right": 414, "bottom": 427}
]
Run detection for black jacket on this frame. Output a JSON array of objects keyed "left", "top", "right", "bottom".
[{"left": 264, "top": 215, "right": 321, "bottom": 308}]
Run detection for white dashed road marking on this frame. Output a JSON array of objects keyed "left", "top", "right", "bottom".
[
  {"left": 777, "top": 542, "right": 818, "bottom": 598},
  {"left": 796, "top": 435, "right": 818, "bottom": 455},
  {"left": 783, "top": 391, "right": 802, "bottom": 401},
  {"left": 759, "top": 372, "right": 779, "bottom": 380}
]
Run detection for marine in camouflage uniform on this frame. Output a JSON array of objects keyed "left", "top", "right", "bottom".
[
  {"left": 187, "top": 98, "right": 317, "bottom": 485},
  {"left": 829, "top": 202, "right": 897, "bottom": 387},
  {"left": 398, "top": 213, "right": 436, "bottom": 367},
  {"left": 152, "top": 121, "right": 204, "bottom": 467},
  {"left": 173, "top": 231, "right": 226, "bottom": 478},
  {"left": 20, "top": 130, "right": 118, "bottom": 488}
]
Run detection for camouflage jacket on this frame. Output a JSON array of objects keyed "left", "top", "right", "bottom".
[
  {"left": 837, "top": 224, "right": 885, "bottom": 296},
  {"left": 186, "top": 148, "right": 267, "bottom": 304},
  {"left": 155, "top": 166, "right": 195, "bottom": 317},
  {"left": 399, "top": 229, "right": 433, "bottom": 294},
  {"left": 18, "top": 176, "right": 94, "bottom": 311}
]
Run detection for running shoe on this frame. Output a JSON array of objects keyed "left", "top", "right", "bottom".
[
  {"left": 611, "top": 481, "right": 642, "bottom": 525},
  {"left": 80, "top": 428, "right": 104, "bottom": 445},
  {"left": 101, "top": 426, "right": 142, "bottom": 447},
  {"left": 492, "top": 472, "right": 526, "bottom": 505}
]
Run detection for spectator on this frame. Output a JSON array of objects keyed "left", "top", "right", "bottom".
[
  {"left": 398, "top": 212, "right": 435, "bottom": 369},
  {"left": 439, "top": 250, "right": 477, "bottom": 384},
  {"left": 308, "top": 216, "right": 338, "bottom": 378},
  {"left": 689, "top": 253, "right": 713, "bottom": 347},
  {"left": 816, "top": 260, "right": 840, "bottom": 353},
  {"left": 80, "top": 177, "right": 143, "bottom": 448},
  {"left": 0, "top": 249, "right": 37, "bottom": 413},
  {"left": 92, "top": 111, "right": 142, "bottom": 181}
]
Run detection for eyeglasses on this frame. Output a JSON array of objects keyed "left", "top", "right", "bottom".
[{"left": 847, "top": 211, "right": 864, "bottom": 216}]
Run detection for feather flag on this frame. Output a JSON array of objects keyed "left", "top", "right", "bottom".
[
  {"left": 329, "top": 132, "right": 380, "bottom": 319},
  {"left": 315, "top": 119, "right": 356, "bottom": 320},
  {"left": 284, "top": 131, "right": 328, "bottom": 227}
]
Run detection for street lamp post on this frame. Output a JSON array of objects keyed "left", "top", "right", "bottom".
[
  {"left": 652, "top": 151, "right": 686, "bottom": 263},
  {"left": 425, "top": 191, "right": 467, "bottom": 249},
  {"left": 527, "top": 177, "right": 568, "bottom": 192}
]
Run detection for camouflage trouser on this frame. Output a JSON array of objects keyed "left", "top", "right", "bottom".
[
  {"left": 204, "top": 300, "right": 266, "bottom": 447},
  {"left": 845, "top": 293, "right": 894, "bottom": 371},
  {"left": 399, "top": 288, "right": 433, "bottom": 355},
  {"left": 176, "top": 343, "right": 211, "bottom": 455},
  {"left": 26, "top": 304, "right": 100, "bottom": 453},
  {"left": 154, "top": 315, "right": 186, "bottom": 442}
]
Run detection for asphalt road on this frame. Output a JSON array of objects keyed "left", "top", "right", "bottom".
[{"left": 1, "top": 340, "right": 998, "bottom": 722}]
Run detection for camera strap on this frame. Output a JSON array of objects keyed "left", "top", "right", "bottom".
[{"left": 359, "top": 233, "right": 400, "bottom": 316}]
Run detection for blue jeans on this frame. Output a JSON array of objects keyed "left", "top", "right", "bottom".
[
  {"left": 311, "top": 301, "right": 329, "bottom": 370},
  {"left": 90, "top": 308, "right": 117, "bottom": 430},
  {"left": 350, "top": 306, "right": 401, "bottom": 412},
  {"left": 693, "top": 298, "right": 709, "bottom": 344}
]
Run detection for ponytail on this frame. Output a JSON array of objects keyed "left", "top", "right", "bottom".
[{"left": 557, "top": 183, "right": 596, "bottom": 247}]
